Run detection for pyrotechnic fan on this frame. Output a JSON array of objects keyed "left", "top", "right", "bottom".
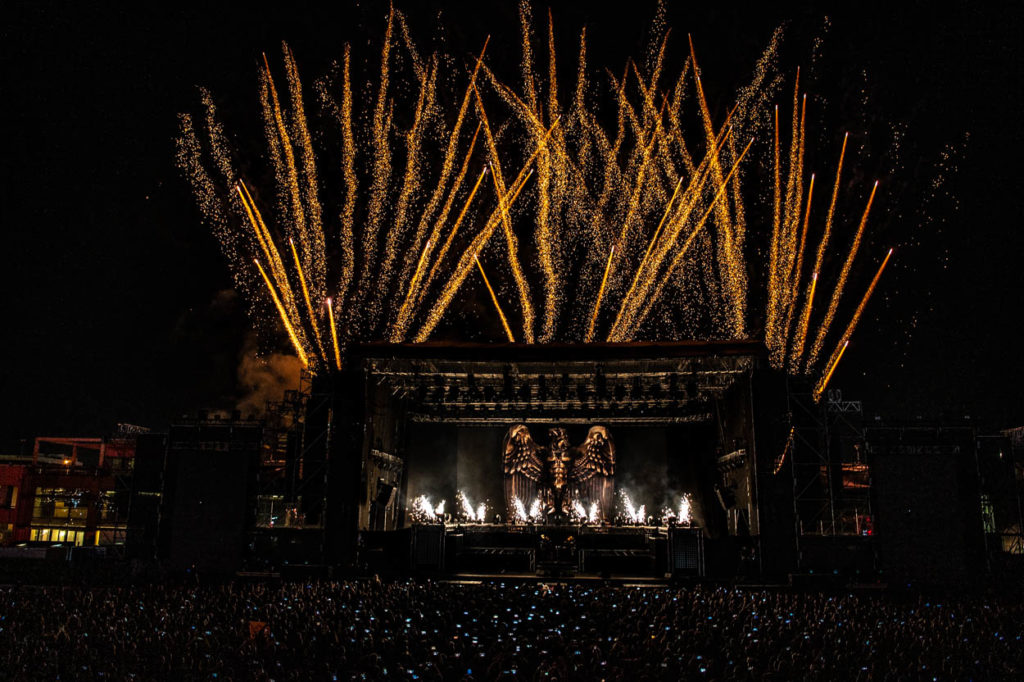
[{"left": 177, "top": 2, "right": 892, "bottom": 399}]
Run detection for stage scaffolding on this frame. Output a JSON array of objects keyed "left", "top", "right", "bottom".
[
  {"left": 256, "top": 369, "right": 336, "bottom": 531},
  {"left": 786, "top": 385, "right": 873, "bottom": 571}
]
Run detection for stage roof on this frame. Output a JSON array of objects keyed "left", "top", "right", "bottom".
[{"left": 351, "top": 340, "right": 765, "bottom": 363}]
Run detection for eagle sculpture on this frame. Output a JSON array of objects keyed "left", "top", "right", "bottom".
[{"left": 502, "top": 424, "right": 615, "bottom": 523}]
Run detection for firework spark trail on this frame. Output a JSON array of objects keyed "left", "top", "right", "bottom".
[
  {"left": 817, "top": 132, "right": 850, "bottom": 270},
  {"left": 325, "top": 45, "right": 357, "bottom": 313},
  {"left": 690, "top": 35, "right": 746, "bottom": 336},
  {"left": 239, "top": 182, "right": 289, "bottom": 288},
  {"left": 238, "top": 182, "right": 299, "bottom": 333},
  {"left": 661, "top": 64, "right": 698, "bottom": 174},
  {"left": 816, "top": 248, "right": 894, "bottom": 396},
  {"left": 476, "top": 68, "right": 568, "bottom": 337},
  {"left": 261, "top": 54, "right": 316, "bottom": 298},
  {"left": 766, "top": 106, "right": 783, "bottom": 355},
  {"left": 176, "top": 112, "right": 265, "bottom": 317},
  {"left": 608, "top": 121, "right": 736, "bottom": 341},
  {"left": 402, "top": 165, "right": 490, "bottom": 338},
  {"left": 789, "top": 271, "right": 818, "bottom": 372},
  {"left": 282, "top": 45, "right": 327, "bottom": 303},
  {"left": 630, "top": 42, "right": 684, "bottom": 194},
  {"left": 582, "top": 60, "right": 635, "bottom": 255},
  {"left": 370, "top": 59, "right": 437, "bottom": 334},
  {"left": 393, "top": 238, "right": 436, "bottom": 342},
  {"left": 358, "top": 7, "right": 395, "bottom": 325},
  {"left": 610, "top": 175, "right": 685, "bottom": 333},
  {"left": 395, "top": 40, "right": 492, "bottom": 319},
  {"left": 410, "top": 116, "right": 560, "bottom": 341},
  {"left": 238, "top": 182, "right": 305, "bottom": 345},
  {"left": 782, "top": 173, "right": 816, "bottom": 355},
  {"left": 181, "top": 6, "right": 892, "bottom": 382},
  {"left": 624, "top": 137, "right": 756, "bottom": 339},
  {"left": 396, "top": 13, "right": 426, "bottom": 82},
  {"left": 236, "top": 185, "right": 275, "bottom": 269},
  {"left": 584, "top": 113, "right": 666, "bottom": 342},
  {"left": 767, "top": 75, "right": 805, "bottom": 363},
  {"left": 790, "top": 93, "right": 808, "bottom": 251},
  {"left": 814, "top": 340, "right": 848, "bottom": 399},
  {"left": 326, "top": 298, "right": 341, "bottom": 370},
  {"left": 474, "top": 85, "right": 536, "bottom": 343},
  {"left": 198, "top": 90, "right": 236, "bottom": 186},
  {"left": 617, "top": 159, "right": 737, "bottom": 341},
  {"left": 475, "top": 257, "right": 516, "bottom": 343},
  {"left": 779, "top": 92, "right": 808, "bottom": 351},
  {"left": 784, "top": 131, "right": 847, "bottom": 369},
  {"left": 586, "top": 245, "right": 616, "bottom": 342},
  {"left": 806, "top": 180, "right": 879, "bottom": 371},
  {"left": 608, "top": 166, "right": 711, "bottom": 342},
  {"left": 535, "top": 8, "right": 566, "bottom": 342},
  {"left": 781, "top": 71, "right": 801, "bottom": 254},
  {"left": 289, "top": 238, "right": 327, "bottom": 363},
  {"left": 414, "top": 168, "right": 536, "bottom": 342},
  {"left": 619, "top": 132, "right": 754, "bottom": 334},
  {"left": 255, "top": 259, "right": 309, "bottom": 368}
]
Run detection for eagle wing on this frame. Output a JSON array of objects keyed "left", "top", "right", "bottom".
[
  {"left": 503, "top": 424, "right": 544, "bottom": 520},
  {"left": 570, "top": 426, "right": 615, "bottom": 521}
]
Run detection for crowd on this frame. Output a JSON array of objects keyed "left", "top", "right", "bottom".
[{"left": 0, "top": 579, "right": 1021, "bottom": 680}]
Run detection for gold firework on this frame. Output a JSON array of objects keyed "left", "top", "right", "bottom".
[{"left": 177, "top": 2, "right": 894, "bottom": 396}]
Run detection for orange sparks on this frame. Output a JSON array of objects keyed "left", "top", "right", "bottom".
[
  {"left": 807, "top": 180, "right": 880, "bottom": 371},
  {"left": 789, "top": 271, "right": 818, "bottom": 373},
  {"left": 255, "top": 259, "right": 309, "bottom": 368},
  {"left": 609, "top": 176, "right": 685, "bottom": 337},
  {"left": 475, "top": 256, "right": 515, "bottom": 343},
  {"left": 289, "top": 238, "right": 326, "bottom": 362},
  {"left": 624, "top": 137, "right": 756, "bottom": 340},
  {"left": 327, "top": 297, "right": 341, "bottom": 370},
  {"left": 586, "top": 245, "right": 616, "bottom": 342},
  {"left": 814, "top": 340, "right": 848, "bottom": 400},
  {"left": 817, "top": 248, "right": 894, "bottom": 390}
]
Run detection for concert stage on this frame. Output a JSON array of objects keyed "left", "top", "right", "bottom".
[{"left": 299, "top": 341, "right": 788, "bottom": 577}]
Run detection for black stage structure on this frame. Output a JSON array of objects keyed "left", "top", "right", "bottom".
[
  {"left": 300, "top": 341, "right": 798, "bottom": 579},
  {"left": 129, "top": 343, "right": 1015, "bottom": 583}
]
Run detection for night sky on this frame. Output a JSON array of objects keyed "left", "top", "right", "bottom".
[{"left": 2, "top": 1, "right": 1021, "bottom": 451}]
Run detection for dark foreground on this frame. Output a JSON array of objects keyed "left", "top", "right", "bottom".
[{"left": 1, "top": 580, "right": 1021, "bottom": 681}]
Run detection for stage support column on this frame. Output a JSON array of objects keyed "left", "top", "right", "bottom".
[
  {"left": 752, "top": 369, "right": 797, "bottom": 577},
  {"left": 322, "top": 367, "right": 366, "bottom": 568}
]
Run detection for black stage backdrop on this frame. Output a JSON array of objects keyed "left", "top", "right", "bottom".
[{"left": 402, "top": 423, "right": 728, "bottom": 535}]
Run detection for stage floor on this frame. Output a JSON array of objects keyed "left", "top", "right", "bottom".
[{"left": 361, "top": 523, "right": 704, "bottom": 578}]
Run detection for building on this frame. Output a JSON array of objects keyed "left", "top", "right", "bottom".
[{"left": 0, "top": 427, "right": 143, "bottom": 549}]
